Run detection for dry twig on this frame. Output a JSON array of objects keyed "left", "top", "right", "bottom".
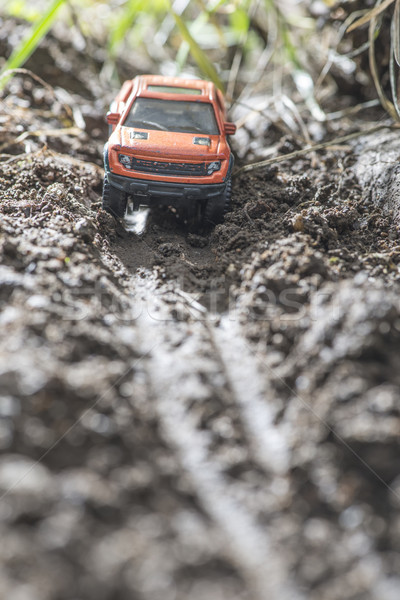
[{"left": 235, "top": 124, "right": 398, "bottom": 176}]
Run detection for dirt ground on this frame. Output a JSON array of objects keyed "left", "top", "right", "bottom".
[{"left": 1, "top": 23, "right": 400, "bottom": 600}]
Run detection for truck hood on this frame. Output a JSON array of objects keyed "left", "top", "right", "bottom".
[{"left": 115, "top": 127, "right": 224, "bottom": 159}]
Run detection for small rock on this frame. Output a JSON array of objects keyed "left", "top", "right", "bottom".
[
  {"left": 292, "top": 214, "right": 305, "bottom": 232},
  {"left": 187, "top": 233, "right": 208, "bottom": 248},
  {"left": 73, "top": 217, "right": 96, "bottom": 242},
  {"left": 158, "top": 242, "right": 181, "bottom": 257}
]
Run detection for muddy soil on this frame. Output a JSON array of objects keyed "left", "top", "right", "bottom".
[{"left": 1, "top": 35, "right": 400, "bottom": 600}]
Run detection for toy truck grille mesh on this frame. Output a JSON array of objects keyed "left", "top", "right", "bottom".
[{"left": 130, "top": 157, "right": 208, "bottom": 176}]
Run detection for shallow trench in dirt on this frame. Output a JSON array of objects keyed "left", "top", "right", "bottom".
[{"left": 1, "top": 70, "right": 400, "bottom": 599}]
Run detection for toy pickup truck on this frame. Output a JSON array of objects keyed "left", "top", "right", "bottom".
[{"left": 103, "top": 74, "right": 236, "bottom": 225}]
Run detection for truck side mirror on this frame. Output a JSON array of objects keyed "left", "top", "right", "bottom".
[
  {"left": 106, "top": 112, "right": 121, "bottom": 125},
  {"left": 224, "top": 122, "right": 237, "bottom": 135}
]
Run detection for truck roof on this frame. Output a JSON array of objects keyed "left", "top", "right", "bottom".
[{"left": 135, "top": 75, "right": 216, "bottom": 102}]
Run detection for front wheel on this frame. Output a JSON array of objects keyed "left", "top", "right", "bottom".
[
  {"left": 102, "top": 175, "right": 127, "bottom": 218},
  {"left": 204, "top": 178, "right": 232, "bottom": 226}
]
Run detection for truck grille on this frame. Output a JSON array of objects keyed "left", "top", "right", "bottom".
[{"left": 127, "top": 156, "right": 208, "bottom": 176}]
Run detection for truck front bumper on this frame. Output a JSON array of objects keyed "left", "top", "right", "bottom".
[{"left": 106, "top": 171, "right": 227, "bottom": 206}]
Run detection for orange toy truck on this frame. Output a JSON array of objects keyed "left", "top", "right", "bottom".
[{"left": 103, "top": 75, "right": 236, "bottom": 225}]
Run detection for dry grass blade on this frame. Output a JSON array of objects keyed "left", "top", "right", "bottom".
[
  {"left": 368, "top": 1, "right": 398, "bottom": 120},
  {"left": 347, "top": 0, "right": 395, "bottom": 33},
  {"left": 1, "top": 147, "right": 47, "bottom": 164},
  {"left": 326, "top": 99, "right": 380, "bottom": 120},
  {"left": 390, "top": 14, "right": 400, "bottom": 117},
  {"left": 0, "top": 67, "right": 54, "bottom": 93},
  {"left": 394, "top": 0, "right": 400, "bottom": 65},
  {"left": 235, "top": 124, "right": 398, "bottom": 175},
  {"left": 0, "top": 67, "right": 74, "bottom": 120},
  {"left": 0, "top": 127, "right": 82, "bottom": 153},
  {"left": 316, "top": 10, "right": 369, "bottom": 92}
]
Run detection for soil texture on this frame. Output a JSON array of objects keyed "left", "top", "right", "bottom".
[{"left": 1, "top": 38, "right": 400, "bottom": 600}]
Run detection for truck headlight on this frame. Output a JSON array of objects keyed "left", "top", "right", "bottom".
[
  {"left": 207, "top": 161, "right": 221, "bottom": 175},
  {"left": 119, "top": 154, "right": 132, "bottom": 168}
]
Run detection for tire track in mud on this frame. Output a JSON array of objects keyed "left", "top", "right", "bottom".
[
  {"left": 210, "top": 317, "right": 289, "bottom": 476},
  {"left": 128, "top": 273, "right": 303, "bottom": 600}
]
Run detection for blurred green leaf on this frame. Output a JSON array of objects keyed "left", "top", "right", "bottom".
[
  {"left": 170, "top": 9, "right": 224, "bottom": 90},
  {"left": 108, "top": 0, "right": 142, "bottom": 55},
  {"left": 229, "top": 7, "right": 250, "bottom": 37},
  {"left": 0, "top": 0, "right": 66, "bottom": 87},
  {"left": 108, "top": 0, "right": 169, "bottom": 55},
  {"left": 4, "top": 0, "right": 41, "bottom": 21}
]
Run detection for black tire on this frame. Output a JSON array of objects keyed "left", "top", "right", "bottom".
[
  {"left": 182, "top": 201, "right": 203, "bottom": 232},
  {"left": 102, "top": 175, "right": 127, "bottom": 218},
  {"left": 204, "top": 178, "right": 232, "bottom": 226}
]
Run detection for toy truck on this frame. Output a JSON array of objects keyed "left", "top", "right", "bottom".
[{"left": 103, "top": 74, "right": 236, "bottom": 225}]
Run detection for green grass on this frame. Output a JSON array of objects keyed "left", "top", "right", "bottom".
[
  {"left": 0, "top": 0, "right": 307, "bottom": 94},
  {"left": 2, "top": 0, "right": 398, "bottom": 123},
  {"left": 170, "top": 9, "right": 224, "bottom": 90},
  {"left": 0, "top": 0, "right": 67, "bottom": 87}
]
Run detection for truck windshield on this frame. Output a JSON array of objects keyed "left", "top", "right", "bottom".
[{"left": 123, "top": 98, "right": 220, "bottom": 135}]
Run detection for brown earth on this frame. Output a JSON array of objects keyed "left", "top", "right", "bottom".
[{"left": 1, "top": 32, "right": 400, "bottom": 600}]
